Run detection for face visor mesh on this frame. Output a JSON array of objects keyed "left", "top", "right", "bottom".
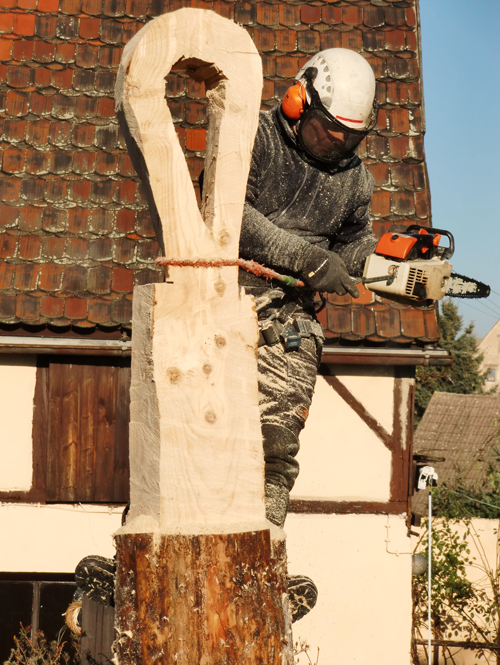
[{"left": 296, "top": 74, "right": 378, "bottom": 164}]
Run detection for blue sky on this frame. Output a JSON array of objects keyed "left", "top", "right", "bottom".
[{"left": 419, "top": 0, "right": 500, "bottom": 338}]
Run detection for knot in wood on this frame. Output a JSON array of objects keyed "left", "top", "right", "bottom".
[
  {"left": 214, "top": 335, "right": 226, "bottom": 348},
  {"left": 205, "top": 410, "right": 217, "bottom": 424}
]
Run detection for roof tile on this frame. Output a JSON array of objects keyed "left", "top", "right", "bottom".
[
  {"left": 19, "top": 235, "right": 42, "bottom": 260},
  {"left": 399, "top": 308, "right": 425, "bottom": 339},
  {"left": 327, "top": 306, "right": 352, "bottom": 335},
  {"left": 41, "top": 294, "right": 64, "bottom": 319},
  {"left": 87, "top": 266, "right": 112, "bottom": 294},
  {"left": 39, "top": 263, "right": 64, "bottom": 291},
  {"left": 88, "top": 297, "right": 113, "bottom": 323},
  {"left": 374, "top": 307, "right": 401, "bottom": 339},
  {"left": 0, "top": 292, "right": 17, "bottom": 320},
  {"left": 64, "top": 296, "right": 88, "bottom": 319},
  {"left": 0, "top": 262, "right": 14, "bottom": 289},
  {"left": 16, "top": 293, "right": 41, "bottom": 320}
]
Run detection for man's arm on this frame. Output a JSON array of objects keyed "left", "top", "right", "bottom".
[{"left": 330, "top": 205, "right": 378, "bottom": 278}]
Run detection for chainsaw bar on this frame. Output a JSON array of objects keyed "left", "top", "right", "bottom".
[{"left": 446, "top": 272, "right": 490, "bottom": 299}]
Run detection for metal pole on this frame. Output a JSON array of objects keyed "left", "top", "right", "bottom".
[{"left": 428, "top": 490, "right": 432, "bottom": 665}]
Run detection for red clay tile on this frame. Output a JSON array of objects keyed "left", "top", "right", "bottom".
[
  {"left": 342, "top": 6, "right": 362, "bottom": 25},
  {"left": 89, "top": 208, "right": 114, "bottom": 235},
  {"left": 90, "top": 179, "right": 113, "bottom": 204},
  {"left": 363, "top": 5, "right": 384, "bottom": 27},
  {"left": 137, "top": 239, "right": 160, "bottom": 262},
  {"left": 116, "top": 208, "right": 135, "bottom": 234},
  {"left": 275, "top": 29, "right": 297, "bottom": 52},
  {"left": 300, "top": 4, "right": 320, "bottom": 24},
  {"left": 12, "top": 40, "right": 34, "bottom": 62},
  {"left": 279, "top": 4, "right": 300, "bottom": 27},
  {"left": 0, "top": 39, "right": 12, "bottom": 60},
  {"left": 353, "top": 284, "right": 375, "bottom": 305},
  {"left": 29, "top": 92, "right": 51, "bottom": 116},
  {"left": 385, "top": 29, "right": 406, "bottom": 52},
  {"left": 39, "top": 262, "right": 63, "bottom": 290},
  {"left": 64, "top": 296, "right": 87, "bottom": 319},
  {"left": 33, "top": 41, "right": 55, "bottom": 63},
  {"left": 50, "top": 150, "right": 72, "bottom": 174},
  {"left": 352, "top": 307, "right": 375, "bottom": 336},
  {"left": 253, "top": 25, "right": 275, "bottom": 52},
  {"left": 298, "top": 30, "right": 320, "bottom": 53},
  {"left": 0, "top": 13, "right": 14, "bottom": 33},
  {"left": 67, "top": 207, "right": 89, "bottom": 234},
  {"left": 400, "top": 308, "right": 425, "bottom": 339},
  {"left": 374, "top": 307, "right": 400, "bottom": 338},
  {"left": 26, "top": 119, "right": 50, "bottom": 146},
  {"left": 79, "top": 17, "right": 101, "bottom": 39},
  {"left": 134, "top": 267, "right": 163, "bottom": 286},
  {"left": 68, "top": 179, "right": 91, "bottom": 203},
  {"left": 0, "top": 233, "right": 17, "bottom": 259},
  {"left": 370, "top": 189, "right": 391, "bottom": 217},
  {"left": 113, "top": 180, "right": 136, "bottom": 205},
  {"left": 3, "top": 147, "right": 26, "bottom": 173},
  {"left": 62, "top": 264, "right": 86, "bottom": 292},
  {"left": 73, "top": 69, "right": 95, "bottom": 92},
  {"left": 0, "top": 292, "right": 16, "bottom": 319},
  {"left": 112, "top": 266, "right": 133, "bottom": 292},
  {"left": 56, "top": 16, "right": 79, "bottom": 40},
  {"left": 415, "top": 190, "right": 429, "bottom": 219},
  {"left": 326, "top": 306, "right": 351, "bottom": 334},
  {"left": 112, "top": 298, "right": 132, "bottom": 324},
  {"left": 72, "top": 151, "right": 95, "bottom": 174},
  {"left": 276, "top": 55, "right": 299, "bottom": 78},
  {"left": 87, "top": 266, "right": 111, "bottom": 294},
  {"left": 423, "top": 307, "right": 439, "bottom": 341},
  {"left": 42, "top": 236, "right": 65, "bottom": 260},
  {"left": 262, "top": 79, "right": 275, "bottom": 102},
  {"left": 100, "top": 18, "right": 123, "bottom": 44},
  {"left": 113, "top": 237, "right": 135, "bottom": 264},
  {"left": 72, "top": 123, "right": 95, "bottom": 148},
  {"left": 185, "top": 128, "right": 206, "bottom": 152},
  {"left": 34, "top": 66, "right": 51, "bottom": 89},
  {"left": 341, "top": 30, "right": 363, "bottom": 51},
  {"left": 406, "top": 30, "right": 417, "bottom": 52},
  {"left": 88, "top": 297, "right": 112, "bottom": 323},
  {"left": 49, "top": 120, "right": 72, "bottom": 146},
  {"left": 257, "top": 3, "right": 279, "bottom": 26},
  {"left": 388, "top": 135, "right": 410, "bottom": 160},
  {"left": 118, "top": 154, "right": 135, "bottom": 178},
  {"left": 386, "top": 81, "right": 408, "bottom": 105},
  {"left": 413, "top": 163, "right": 425, "bottom": 191},
  {"left": 406, "top": 7, "right": 416, "bottom": 27},
  {"left": 322, "top": 5, "right": 341, "bottom": 24},
  {"left": 99, "top": 45, "right": 120, "bottom": 68},
  {"left": 89, "top": 237, "right": 112, "bottom": 260},
  {"left": 41, "top": 295, "right": 64, "bottom": 318},
  {"left": 14, "top": 262, "right": 39, "bottom": 290},
  {"left": 363, "top": 30, "right": 384, "bottom": 52},
  {"left": 42, "top": 207, "right": 67, "bottom": 232},
  {"left": 392, "top": 191, "right": 415, "bottom": 217},
  {"left": 0, "top": 262, "right": 14, "bottom": 289},
  {"left": 320, "top": 31, "right": 342, "bottom": 50},
  {"left": 51, "top": 67, "right": 73, "bottom": 90},
  {"left": 16, "top": 293, "right": 40, "bottom": 319},
  {"left": 327, "top": 292, "right": 352, "bottom": 307},
  {"left": 234, "top": 2, "right": 255, "bottom": 25},
  {"left": 94, "top": 125, "right": 119, "bottom": 150},
  {"left": 38, "top": 0, "right": 59, "bottom": 10},
  {"left": 390, "top": 163, "right": 413, "bottom": 189},
  {"left": 51, "top": 94, "right": 76, "bottom": 119},
  {"left": 0, "top": 204, "right": 19, "bottom": 228},
  {"left": 14, "top": 14, "right": 35, "bottom": 36},
  {"left": 82, "top": 0, "right": 102, "bottom": 13},
  {"left": 212, "top": 1, "right": 233, "bottom": 21},
  {"left": 55, "top": 43, "right": 75, "bottom": 64},
  {"left": 0, "top": 177, "right": 22, "bottom": 201},
  {"left": 387, "top": 107, "right": 410, "bottom": 134},
  {"left": 60, "top": 0, "right": 82, "bottom": 13},
  {"left": 44, "top": 179, "right": 68, "bottom": 204},
  {"left": 385, "top": 7, "right": 406, "bottom": 28},
  {"left": 19, "top": 235, "right": 42, "bottom": 260},
  {"left": 65, "top": 237, "right": 88, "bottom": 260},
  {"left": 7, "top": 90, "right": 29, "bottom": 116},
  {"left": 95, "top": 151, "right": 118, "bottom": 175},
  {"left": 367, "top": 162, "right": 390, "bottom": 187},
  {"left": 75, "top": 95, "right": 98, "bottom": 119},
  {"left": 35, "top": 15, "right": 57, "bottom": 39},
  {"left": 75, "top": 43, "right": 98, "bottom": 68},
  {"left": 18, "top": 205, "right": 41, "bottom": 232}
]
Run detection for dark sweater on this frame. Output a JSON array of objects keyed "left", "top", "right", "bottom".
[{"left": 239, "top": 105, "right": 377, "bottom": 291}]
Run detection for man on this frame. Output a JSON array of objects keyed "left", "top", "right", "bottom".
[
  {"left": 240, "top": 47, "right": 378, "bottom": 532},
  {"left": 75, "top": 47, "right": 379, "bottom": 624}
]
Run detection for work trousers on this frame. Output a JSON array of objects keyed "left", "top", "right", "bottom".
[{"left": 257, "top": 329, "right": 322, "bottom": 491}]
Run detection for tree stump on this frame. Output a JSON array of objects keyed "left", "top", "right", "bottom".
[{"left": 113, "top": 9, "right": 292, "bottom": 664}]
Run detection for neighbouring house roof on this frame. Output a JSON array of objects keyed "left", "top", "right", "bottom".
[
  {"left": 0, "top": 0, "right": 438, "bottom": 344},
  {"left": 412, "top": 392, "right": 500, "bottom": 514}
]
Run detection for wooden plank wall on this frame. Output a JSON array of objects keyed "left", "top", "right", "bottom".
[{"left": 46, "top": 361, "right": 130, "bottom": 503}]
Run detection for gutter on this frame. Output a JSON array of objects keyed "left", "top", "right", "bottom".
[
  {"left": 321, "top": 346, "right": 452, "bottom": 366},
  {"left": 0, "top": 336, "right": 132, "bottom": 357},
  {"left": 0, "top": 337, "right": 451, "bottom": 366}
]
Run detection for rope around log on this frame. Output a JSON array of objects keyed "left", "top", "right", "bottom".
[
  {"left": 156, "top": 257, "right": 305, "bottom": 288},
  {"left": 65, "top": 600, "right": 82, "bottom": 636}
]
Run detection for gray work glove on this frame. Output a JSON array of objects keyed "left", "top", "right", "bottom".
[{"left": 301, "top": 246, "right": 360, "bottom": 298}]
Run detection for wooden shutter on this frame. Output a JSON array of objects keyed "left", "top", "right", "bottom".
[{"left": 46, "top": 360, "right": 130, "bottom": 503}]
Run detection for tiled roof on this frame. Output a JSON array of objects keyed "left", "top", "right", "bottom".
[
  {"left": 0, "top": 0, "right": 437, "bottom": 343},
  {"left": 412, "top": 392, "right": 500, "bottom": 514}
]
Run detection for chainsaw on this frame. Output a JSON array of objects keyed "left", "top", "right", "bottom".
[{"left": 361, "top": 225, "right": 490, "bottom": 302}]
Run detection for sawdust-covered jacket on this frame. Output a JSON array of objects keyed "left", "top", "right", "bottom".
[{"left": 239, "top": 105, "right": 377, "bottom": 292}]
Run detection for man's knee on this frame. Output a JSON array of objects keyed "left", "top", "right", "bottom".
[{"left": 262, "top": 423, "right": 300, "bottom": 491}]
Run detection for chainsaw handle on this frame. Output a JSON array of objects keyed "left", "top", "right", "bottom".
[{"left": 405, "top": 224, "right": 455, "bottom": 260}]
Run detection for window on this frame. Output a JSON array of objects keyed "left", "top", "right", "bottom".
[
  {"left": 0, "top": 575, "right": 77, "bottom": 663},
  {"left": 0, "top": 356, "right": 131, "bottom": 504},
  {"left": 487, "top": 368, "right": 496, "bottom": 382}
]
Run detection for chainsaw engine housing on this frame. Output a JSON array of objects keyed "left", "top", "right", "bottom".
[{"left": 363, "top": 253, "right": 453, "bottom": 301}]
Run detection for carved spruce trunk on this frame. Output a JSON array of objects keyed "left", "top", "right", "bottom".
[{"left": 113, "top": 9, "right": 292, "bottom": 663}]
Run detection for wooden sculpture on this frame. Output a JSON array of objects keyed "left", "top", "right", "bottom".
[{"left": 114, "top": 9, "right": 292, "bottom": 663}]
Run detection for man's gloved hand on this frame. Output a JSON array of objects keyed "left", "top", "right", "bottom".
[{"left": 301, "top": 246, "right": 360, "bottom": 298}]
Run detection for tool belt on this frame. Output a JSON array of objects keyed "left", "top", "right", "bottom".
[{"left": 258, "top": 302, "right": 325, "bottom": 352}]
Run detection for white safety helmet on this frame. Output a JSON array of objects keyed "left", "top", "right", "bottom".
[{"left": 283, "top": 48, "right": 378, "bottom": 163}]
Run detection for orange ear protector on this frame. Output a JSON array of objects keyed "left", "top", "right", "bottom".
[{"left": 281, "top": 81, "right": 307, "bottom": 120}]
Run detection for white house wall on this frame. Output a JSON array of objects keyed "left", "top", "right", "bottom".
[
  {"left": 0, "top": 356, "right": 37, "bottom": 491},
  {"left": 292, "top": 372, "right": 393, "bottom": 502},
  {"left": 0, "top": 503, "right": 122, "bottom": 572},
  {"left": 287, "top": 513, "right": 413, "bottom": 665}
]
